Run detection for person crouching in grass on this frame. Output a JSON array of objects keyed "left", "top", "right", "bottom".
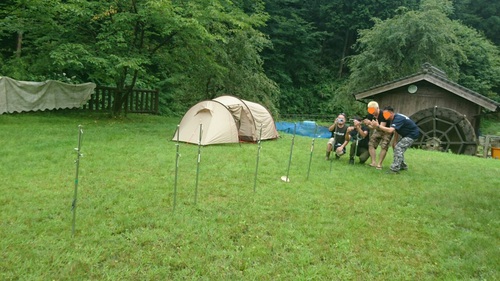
[
  {"left": 325, "top": 113, "right": 348, "bottom": 160},
  {"left": 347, "top": 116, "right": 370, "bottom": 165}
]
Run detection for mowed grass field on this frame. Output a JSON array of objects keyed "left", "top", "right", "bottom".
[{"left": 1, "top": 111, "right": 499, "bottom": 280}]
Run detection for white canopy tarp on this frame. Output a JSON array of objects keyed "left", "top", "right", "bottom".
[{"left": 0, "top": 76, "right": 95, "bottom": 114}]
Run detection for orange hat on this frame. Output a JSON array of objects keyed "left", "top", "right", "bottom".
[{"left": 367, "top": 101, "right": 378, "bottom": 114}]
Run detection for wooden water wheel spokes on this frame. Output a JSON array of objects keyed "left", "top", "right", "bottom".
[
  {"left": 415, "top": 116, "right": 467, "bottom": 152},
  {"left": 410, "top": 106, "right": 477, "bottom": 155}
]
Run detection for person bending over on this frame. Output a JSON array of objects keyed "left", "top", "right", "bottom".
[{"left": 371, "top": 107, "right": 419, "bottom": 174}]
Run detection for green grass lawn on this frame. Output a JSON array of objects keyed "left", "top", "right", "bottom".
[{"left": 1, "top": 111, "right": 499, "bottom": 280}]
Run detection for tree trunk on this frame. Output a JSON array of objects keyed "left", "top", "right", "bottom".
[
  {"left": 112, "top": 89, "right": 124, "bottom": 117},
  {"left": 16, "top": 31, "right": 23, "bottom": 58},
  {"left": 111, "top": 69, "right": 139, "bottom": 116},
  {"left": 338, "top": 30, "right": 350, "bottom": 79}
]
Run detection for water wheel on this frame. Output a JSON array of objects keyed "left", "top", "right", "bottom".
[{"left": 410, "top": 106, "right": 477, "bottom": 155}]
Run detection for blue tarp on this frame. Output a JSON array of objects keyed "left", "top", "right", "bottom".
[{"left": 275, "top": 121, "right": 331, "bottom": 139}]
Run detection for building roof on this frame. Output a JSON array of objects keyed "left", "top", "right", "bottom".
[{"left": 352, "top": 63, "right": 500, "bottom": 112}]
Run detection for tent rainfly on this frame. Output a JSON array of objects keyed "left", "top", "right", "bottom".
[{"left": 173, "top": 95, "right": 279, "bottom": 145}]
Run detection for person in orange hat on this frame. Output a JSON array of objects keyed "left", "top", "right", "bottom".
[{"left": 362, "top": 101, "right": 393, "bottom": 169}]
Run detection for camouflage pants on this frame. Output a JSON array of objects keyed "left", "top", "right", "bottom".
[{"left": 390, "top": 137, "right": 415, "bottom": 171}]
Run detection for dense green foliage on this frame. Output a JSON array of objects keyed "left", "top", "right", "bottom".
[
  {"left": 346, "top": 0, "right": 500, "bottom": 100},
  {"left": 452, "top": 0, "right": 500, "bottom": 46},
  {"left": 0, "top": 0, "right": 277, "bottom": 115},
  {"left": 1, "top": 112, "right": 499, "bottom": 279},
  {"left": 0, "top": 0, "right": 499, "bottom": 115},
  {"left": 260, "top": 0, "right": 422, "bottom": 115}
]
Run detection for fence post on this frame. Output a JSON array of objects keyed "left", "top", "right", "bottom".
[{"left": 154, "top": 89, "right": 159, "bottom": 114}]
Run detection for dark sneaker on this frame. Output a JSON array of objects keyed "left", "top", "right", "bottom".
[
  {"left": 325, "top": 156, "right": 330, "bottom": 161},
  {"left": 349, "top": 158, "right": 354, "bottom": 165},
  {"left": 386, "top": 169, "right": 399, "bottom": 174},
  {"left": 401, "top": 163, "right": 408, "bottom": 171}
]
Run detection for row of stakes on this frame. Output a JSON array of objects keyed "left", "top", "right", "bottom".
[{"left": 71, "top": 123, "right": 340, "bottom": 236}]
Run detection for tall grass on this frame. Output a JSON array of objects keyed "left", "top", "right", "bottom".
[{"left": 1, "top": 111, "right": 499, "bottom": 280}]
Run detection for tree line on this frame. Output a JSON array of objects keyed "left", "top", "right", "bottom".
[{"left": 0, "top": 0, "right": 498, "bottom": 116}]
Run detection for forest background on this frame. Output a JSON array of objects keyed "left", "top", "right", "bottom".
[{"left": 0, "top": 0, "right": 499, "bottom": 117}]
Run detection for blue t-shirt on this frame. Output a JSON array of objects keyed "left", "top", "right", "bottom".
[{"left": 390, "top": 113, "right": 419, "bottom": 139}]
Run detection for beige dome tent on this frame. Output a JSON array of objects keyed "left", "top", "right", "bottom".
[{"left": 173, "top": 95, "right": 279, "bottom": 145}]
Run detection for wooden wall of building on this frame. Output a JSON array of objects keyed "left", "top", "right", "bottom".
[{"left": 370, "top": 81, "right": 482, "bottom": 131}]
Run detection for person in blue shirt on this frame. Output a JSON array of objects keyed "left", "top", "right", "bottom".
[{"left": 370, "top": 106, "right": 420, "bottom": 173}]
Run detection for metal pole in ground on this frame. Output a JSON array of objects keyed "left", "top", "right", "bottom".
[
  {"left": 281, "top": 123, "right": 296, "bottom": 182},
  {"left": 173, "top": 125, "right": 180, "bottom": 212},
  {"left": 354, "top": 132, "right": 359, "bottom": 162},
  {"left": 253, "top": 123, "right": 263, "bottom": 192},
  {"left": 330, "top": 125, "right": 337, "bottom": 173},
  {"left": 194, "top": 123, "right": 202, "bottom": 204},
  {"left": 306, "top": 124, "right": 318, "bottom": 180},
  {"left": 71, "top": 125, "right": 83, "bottom": 237}
]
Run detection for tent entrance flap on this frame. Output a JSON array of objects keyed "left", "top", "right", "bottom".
[
  {"left": 182, "top": 109, "right": 212, "bottom": 144},
  {"left": 225, "top": 104, "right": 254, "bottom": 141}
]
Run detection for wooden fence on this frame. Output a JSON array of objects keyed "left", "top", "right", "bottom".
[
  {"left": 84, "top": 86, "right": 159, "bottom": 114},
  {"left": 477, "top": 135, "right": 500, "bottom": 158}
]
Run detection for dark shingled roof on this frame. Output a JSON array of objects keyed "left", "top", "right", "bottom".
[{"left": 353, "top": 63, "right": 500, "bottom": 112}]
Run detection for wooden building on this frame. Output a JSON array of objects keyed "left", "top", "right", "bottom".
[{"left": 353, "top": 63, "right": 500, "bottom": 155}]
